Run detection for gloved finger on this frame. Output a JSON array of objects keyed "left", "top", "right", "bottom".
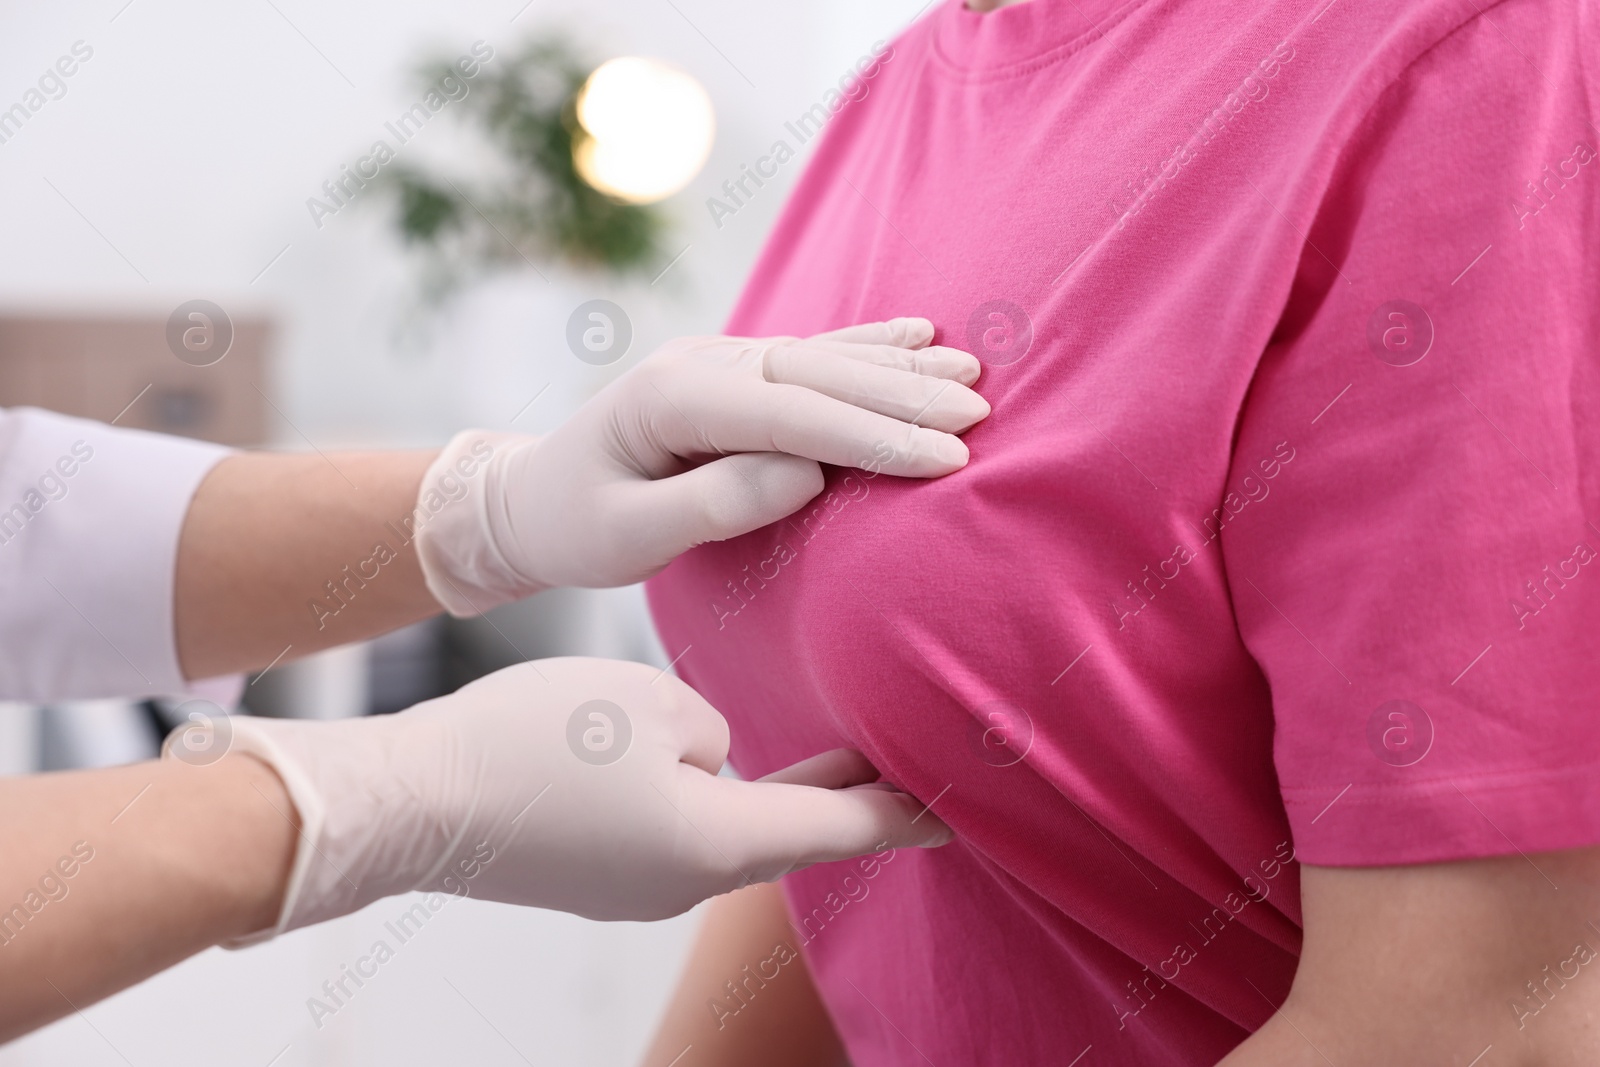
[
  {"left": 618, "top": 451, "right": 823, "bottom": 560},
  {"left": 648, "top": 379, "right": 971, "bottom": 478},
  {"left": 756, "top": 748, "right": 882, "bottom": 789},
  {"left": 701, "top": 775, "right": 955, "bottom": 878},
  {"left": 782, "top": 340, "right": 982, "bottom": 386},
  {"left": 759, "top": 385, "right": 972, "bottom": 477},
  {"left": 762, "top": 346, "right": 990, "bottom": 433},
  {"left": 809, "top": 317, "right": 935, "bottom": 349},
  {"left": 650, "top": 672, "right": 731, "bottom": 776}
]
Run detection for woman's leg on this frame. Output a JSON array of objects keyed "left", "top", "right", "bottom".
[{"left": 641, "top": 882, "right": 846, "bottom": 1067}]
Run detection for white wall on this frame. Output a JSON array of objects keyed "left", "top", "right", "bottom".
[
  {"left": 0, "top": 0, "right": 927, "bottom": 1063},
  {"left": 0, "top": 0, "right": 922, "bottom": 445}
]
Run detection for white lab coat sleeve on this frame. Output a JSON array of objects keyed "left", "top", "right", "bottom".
[{"left": 0, "top": 407, "right": 239, "bottom": 702}]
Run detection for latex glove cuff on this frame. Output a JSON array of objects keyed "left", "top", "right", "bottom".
[
  {"left": 414, "top": 429, "right": 543, "bottom": 618},
  {"left": 172, "top": 713, "right": 458, "bottom": 948}
]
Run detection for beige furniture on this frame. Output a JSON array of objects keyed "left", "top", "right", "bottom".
[{"left": 0, "top": 314, "right": 270, "bottom": 446}]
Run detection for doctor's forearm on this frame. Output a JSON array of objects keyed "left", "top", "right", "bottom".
[
  {"left": 0, "top": 752, "right": 295, "bottom": 1043},
  {"left": 175, "top": 450, "right": 442, "bottom": 680}
]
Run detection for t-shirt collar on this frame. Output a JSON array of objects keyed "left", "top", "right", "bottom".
[{"left": 934, "top": 0, "right": 1144, "bottom": 75}]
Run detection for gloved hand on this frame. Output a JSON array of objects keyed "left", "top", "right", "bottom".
[
  {"left": 191, "top": 658, "right": 951, "bottom": 940},
  {"left": 414, "top": 317, "right": 987, "bottom": 616}
]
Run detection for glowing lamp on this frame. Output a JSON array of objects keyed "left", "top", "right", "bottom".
[{"left": 573, "top": 57, "right": 715, "bottom": 204}]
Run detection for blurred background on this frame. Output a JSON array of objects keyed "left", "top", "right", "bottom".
[{"left": 0, "top": 0, "right": 929, "bottom": 1063}]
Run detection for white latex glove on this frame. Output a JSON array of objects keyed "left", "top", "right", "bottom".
[
  {"left": 192, "top": 658, "right": 951, "bottom": 940},
  {"left": 415, "top": 317, "right": 988, "bottom": 616}
]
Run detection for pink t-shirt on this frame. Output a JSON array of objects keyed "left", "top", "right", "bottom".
[{"left": 647, "top": 0, "right": 1600, "bottom": 1061}]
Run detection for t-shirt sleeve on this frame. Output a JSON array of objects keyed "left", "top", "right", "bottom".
[{"left": 1221, "top": 3, "right": 1600, "bottom": 866}]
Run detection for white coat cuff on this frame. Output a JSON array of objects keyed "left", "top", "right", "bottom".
[{"left": 0, "top": 408, "right": 234, "bottom": 701}]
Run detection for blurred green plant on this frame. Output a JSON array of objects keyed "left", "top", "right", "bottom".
[{"left": 381, "top": 37, "right": 668, "bottom": 292}]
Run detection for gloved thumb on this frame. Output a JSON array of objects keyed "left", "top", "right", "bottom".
[
  {"left": 627, "top": 452, "right": 824, "bottom": 555},
  {"left": 756, "top": 747, "right": 885, "bottom": 789},
  {"left": 703, "top": 771, "right": 955, "bottom": 885}
]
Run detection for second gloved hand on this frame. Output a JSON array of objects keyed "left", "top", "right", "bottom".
[
  {"left": 414, "top": 318, "right": 988, "bottom": 615},
  {"left": 208, "top": 657, "right": 952, "bottom": 937}
]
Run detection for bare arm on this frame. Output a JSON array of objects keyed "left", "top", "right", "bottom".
[
  {"left": 6, "top": 445, "right": 362, "bottom": 1030},
  {"left": 0, "top": 752, "right": 296, "bottom": 1042},
  {"left": 175, "top": 450, "right": 439, "bottom": 679},
  {"left": 173, "top": 320, "right": 990, "bottom": 682},
  {"left": 642, "top": 881, "right": 846, "bottom": 1067},
  {"left": 1221, "top": 850, "right": 1600, "bottom": 1066}
]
